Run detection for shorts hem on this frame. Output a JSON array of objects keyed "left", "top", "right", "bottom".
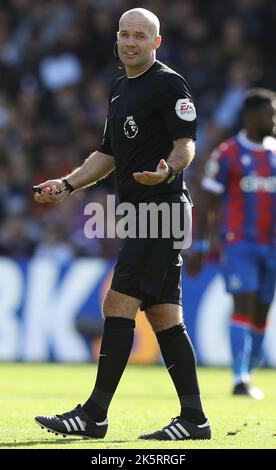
[
  {"left": 141, "top": 298, "right": 182, "bottom": 311},
  {"left": 111, "top": 283, "right": 143, "bottom": 302}
]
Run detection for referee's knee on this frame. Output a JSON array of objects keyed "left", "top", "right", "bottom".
[
  {"left": 102, "top": 289, "right": 140, "bottom": 319},
  {"left": 145, "top": 304, "right": 183, "bottom": 332}
]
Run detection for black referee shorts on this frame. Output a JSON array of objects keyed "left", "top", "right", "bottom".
[{"left": 111, "top": 191, "right": 192, "bottom": 311}]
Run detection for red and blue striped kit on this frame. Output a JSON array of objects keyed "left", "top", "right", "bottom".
[{"left": 202, "top": 131, "right": 276, "bottom": 246}]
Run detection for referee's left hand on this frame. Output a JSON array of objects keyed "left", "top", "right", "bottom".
[{"left": 133, "top": 159, "right": 169, "bottom": 185}]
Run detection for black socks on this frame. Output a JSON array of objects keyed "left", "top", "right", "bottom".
[
  {"left": 83, "top": 316, "right": 135, "bottom": 422},
  {"left": 83, "top": 319, "right": 206, "bottom": 425},
  {"left": 156, "top": 324, "right": 206, "bottom": 424}
]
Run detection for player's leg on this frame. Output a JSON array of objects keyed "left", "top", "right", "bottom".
[
  {"left": 146, "top": 303, "right": 207, "bottom": 423},
  {"left": 249, "top": 300, "right": 270, "bottom": 372},
  {"left": 35, "top": 232, "right": 148, "bottom": 437},
  {"left": 249, "top": 246, "right": 276, "bottom": 373},
  {"left": 35, "top": 289, "right": 140, "bottom": 438},
  {"left": 82, "top": 289, "right": 140, "bottom": 420},
  {"left": 140, "top": 303, "right": 210, "bottom": 440},
  {"left": 231, "top": 292, "right": 256, "bottom": 388},
  {"left": 221, "top": 241, "right": 261, "bottom": 394}
]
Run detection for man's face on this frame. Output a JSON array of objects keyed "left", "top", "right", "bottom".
[
  {"left": 257, "top": 102, "right": 276, "bottom": 137},
  {"left": 117, "top": 15, "right": 161, "bottom": 73}
]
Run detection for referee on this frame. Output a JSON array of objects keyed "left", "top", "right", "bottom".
[{"left": 34, "top": 8, "right": 211, "bottom": 441}]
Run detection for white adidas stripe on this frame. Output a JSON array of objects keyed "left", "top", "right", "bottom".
[
  {"left": 69, "top": 418, "right": 78, "bottom": 431},
  {"left": 61, "top": 415, "right": 108, "bottom": 433},
  {"left": 161, "top": 419, "right": 209, "bottom": 440},
  {"left": 75, "top": 416, "right": 85, "bottom": 431},
  {"left": 170, "top": 425, "right": 183, "bottom": 439},
  {"left": 198, "top": 419, "right": 210, "bottom": 428},
  {"left": 63, "top": 420, "right": 71, "bottom": 432},
  {"left": 176, "top": 422, "right": 190, "bottom": 437},
  {"left": 164, "top": 428, "right": 176, "bottom": 440},
  {"left": 96, "top": 418, "right": 108, "bottom": 426},
  {"left": 165, "top": 422, "right": 190, "bottom": 439}
]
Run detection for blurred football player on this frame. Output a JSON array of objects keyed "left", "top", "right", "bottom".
[{"left": 187, "top": 88, "right": 276, "bottom": 399}]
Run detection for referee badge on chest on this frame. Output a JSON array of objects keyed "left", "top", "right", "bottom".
[{"left": 123, "top": 116, "right": 139, "bottom": 138}]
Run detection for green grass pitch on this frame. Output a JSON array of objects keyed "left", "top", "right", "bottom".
[{"left": 0, "top": 364, "right": 275, "bottom": 449}]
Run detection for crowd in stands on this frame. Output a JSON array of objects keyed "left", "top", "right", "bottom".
[{"left": 0, "top": 0, "right": 275, "bottom": 259}]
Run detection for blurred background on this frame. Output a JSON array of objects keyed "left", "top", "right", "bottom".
[{"left": 0, "top": 0, "right": 276, "bottom": 365}]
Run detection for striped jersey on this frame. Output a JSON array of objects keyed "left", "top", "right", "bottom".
[{"left": 202, "top": 131, "right": 276, "bottom": 246}]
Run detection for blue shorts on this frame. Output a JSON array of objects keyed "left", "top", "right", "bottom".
[{"left": 221, "top": 241, "right": 276, "bottom": 303}]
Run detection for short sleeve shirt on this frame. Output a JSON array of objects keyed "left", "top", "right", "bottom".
[{"left": 100, "top": 60, "right": 197, "bottom": 203}]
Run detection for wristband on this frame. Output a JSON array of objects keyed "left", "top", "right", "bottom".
[
  {"left": 61, "top": 178, "right": 75, "bottom": 193},
  {"left": 166, "top": 164, "right": 178, "bottom": 184},
  {"left": 193, "top": 240, "right": 210, "bottom": 253}
]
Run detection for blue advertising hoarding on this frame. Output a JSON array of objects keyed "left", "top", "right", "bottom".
[{"left": 0, "top": 256, "right": 275, "bottom": 366}]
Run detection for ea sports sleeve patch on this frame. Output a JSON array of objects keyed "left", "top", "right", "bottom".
[
  {"left": 159, "top": 74, "right": 197, "bottom": 140},
  {"left": 175, "top": 98, "right": 196, "bottom": 121}
]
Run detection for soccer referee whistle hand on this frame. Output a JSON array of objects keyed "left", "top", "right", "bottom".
[
  {"left": 133, "top": 159, "right": 169, "bottom": 185},
  {"left": 32, "top": 179, "right": 69, "bottom": 204}
]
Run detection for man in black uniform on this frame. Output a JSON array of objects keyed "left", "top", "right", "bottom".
[{"left": 33, "top": 8, "right": 211, "bottom": 441}]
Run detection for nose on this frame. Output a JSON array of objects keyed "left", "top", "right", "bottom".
[{"left": 125, "top": 36, "right": 136, "bottom": 48}]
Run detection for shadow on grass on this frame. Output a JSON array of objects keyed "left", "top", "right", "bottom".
[
  {"left": 0, "top": 438, "right": 84, "bottom": 447},
  {"left": 0, "top": 439, "right": 134, "bottom": 448}
]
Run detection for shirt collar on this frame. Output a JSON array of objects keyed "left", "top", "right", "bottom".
[
  {"left": 127, "top": 60, "right": 157, "bottom": 79},
  {"left": 237, "top": 130, "right": 275, "bottom": 151}
]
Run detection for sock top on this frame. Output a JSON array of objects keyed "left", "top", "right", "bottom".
[{"left": 104, "top": 316, "right": 135, "bottom": 330}]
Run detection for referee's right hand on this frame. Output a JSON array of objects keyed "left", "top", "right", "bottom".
[{"left": 32, "top": 179, "right": 69, "bottom": 204}]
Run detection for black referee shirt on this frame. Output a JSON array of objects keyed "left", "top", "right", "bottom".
[{"left": 100, "top": 60, "right": 196, "bottom": 203}]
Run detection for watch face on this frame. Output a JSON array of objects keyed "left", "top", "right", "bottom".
[{"left": 167, "top": 174, "right": 176, "bottom": 184}]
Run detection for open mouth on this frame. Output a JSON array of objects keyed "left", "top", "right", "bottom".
[{"left": 124, "top": 52, "right": 138, "bottom": 57}]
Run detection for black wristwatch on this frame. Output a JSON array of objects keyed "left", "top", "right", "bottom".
[
  {"left": 166, "top": 164, "right": 178, "bottom": 184},
  {"left": 61, "top": 178, "right": 75, "bottom": 193}
]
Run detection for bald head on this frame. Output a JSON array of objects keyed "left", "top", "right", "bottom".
[
  {"left": 119, "top": 8, "right": 160, "bottom": 39},
  {"left": 117, "top": 8, "right": 161, "bottom": 77}
]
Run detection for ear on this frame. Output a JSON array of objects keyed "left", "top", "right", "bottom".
[
  {"left": 113, "top": 42, "right": 119, "bottom": 59},
  {"left": 154, "top": 35, "right": 162, "bottom": 50}
]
